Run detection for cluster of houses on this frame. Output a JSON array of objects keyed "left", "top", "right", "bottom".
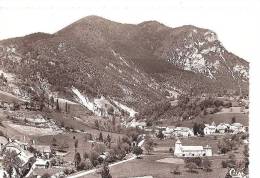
[
  {"left": 204, "top": 122, "right": 247, "bottom": 135},
  {"left": 0, "top": 135, "right": 53, "bottom": 177},
  {"left": 128, "top": 119, "right": 247, "bottom": 138}
]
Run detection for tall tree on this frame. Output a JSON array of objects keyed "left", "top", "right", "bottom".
[
  {"left": 144, "top": 135, "right": 155, "bottom": 154},
  {"left": 99, "top": 132, "right": 104, "bottom": 142},
  {"left": 74, "top": 152, "right": 81, "bottom": 168},
  {"left": 3, "top": 150, "right": 23, "bottom": 178},
  {"left": 56, "top": 99, "right": 60, "bottom": 112},
  {"left": 106, "top": 134, "right": 112, "bottom": 148},
  {"left": 100, "top": 162, "right": 112, "bottom": 178}
]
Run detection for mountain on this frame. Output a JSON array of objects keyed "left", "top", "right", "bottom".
[{"left": 0, "top": 16, "right": 249, "bottom": 116}]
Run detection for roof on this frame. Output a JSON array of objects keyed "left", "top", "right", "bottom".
[
  {"left": 174, "top": 127, "right": 190, "bottom": 131},
  {"left": 182, "top": 146, "right": 204, "bottom": 151},
  {"left": 0, "top": 136, "right": 8, "bottom": 144},
  {"left": 167, "top": 126, "right": 176, "bottom": 129},
  {"left": 33, "top": 145, "right": 51, "bottom": 152},
  {"left": 232, "top": 123, "right": 243, "bottom": 127},
  {"left": 175, "top": 139, "right": 181, "bottom": 144}
]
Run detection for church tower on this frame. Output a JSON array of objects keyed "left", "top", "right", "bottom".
[{"left": 174, "top": 138, "right": 182, "bottom": 157}]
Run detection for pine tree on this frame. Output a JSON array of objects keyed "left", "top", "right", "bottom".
[
  {"left": 99, "top": 132, "right": 103, "bottom": 142},
  {"left": 65, "top": 102, "right": 68, "bottom": 113},
  {"left": 56, "top": 99, "right": 60, "bottom": 112},
  {"left": 106, "top": 134, "right": 111, "bottom": 148}
]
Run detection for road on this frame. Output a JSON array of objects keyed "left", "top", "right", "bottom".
[{"left": 67, "top": 155, "right": 137, "bottom": 178}]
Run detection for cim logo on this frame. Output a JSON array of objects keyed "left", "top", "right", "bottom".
[{"left": 229, "top": 168, "right": 248, "bottom": 178}]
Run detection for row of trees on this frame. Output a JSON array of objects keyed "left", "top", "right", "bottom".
[{"left": 185, "top": 157, "right": 212, "bottom": 173}]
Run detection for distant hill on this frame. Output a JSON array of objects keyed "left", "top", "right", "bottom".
[{"left": 0, "top": 15, "right": 249, "bottom": 115}]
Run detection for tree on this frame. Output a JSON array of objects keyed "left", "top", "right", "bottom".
[
  {"left": 95, "top": 120, "right": 100, "bottom": 129},
  {"left": 100, "top": 162, "right": 112, "bottom": 178},
  {"left": 2, "top": 150, "right": 23, "bottom": 178},
  {"left": 157, "top": 129, "right": 164, "bottom": 140},
  {"left": 83, "top": 152, "right": 89, "bottom": 160},
  {"left": 106, "top": 134, "right": 112, "bottom": 148},
  {"left": 74, "top": 152, "right": 81, "bottom": 168},
  {"left": 50, "top": 96, "right": 55, "bottom": 109},
  {"left": 74, "top": 139, "right": 79, "bottom": 152},
  {"left": 65, "top": 102, "right": 68, "bottom": 113},
  {"left": 99, "top": 132, "right": 104, "bottom": 142},
  {"left": 193, "top": 122, "right": 199, "bottom": 135},
  {"left": 132, "top": 146, "right": 143, "bottom": 158},
  {"left": 56, "top": 99, "right": 60, "bottom": 112},
  {"left": 77, "top": 159, "right": 93, "bottom": 171},
  {"left": 144, "top": 135, "right": 155, "bottom": 154}
]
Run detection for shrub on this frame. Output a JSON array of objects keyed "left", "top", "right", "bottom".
[
  {"left": 169, "top": 147, "right": 173, "bottom": 153},
  {"left": 77, "top": 159, "right": 93, "bottom": 171},
  {"left": 132, "top": 146, "right": 143, "bottom": 157},
  {"left": 63, "top": 168, "right": 75, "bottom": 175}
]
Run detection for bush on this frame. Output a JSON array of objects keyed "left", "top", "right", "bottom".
[
  {"left": 221, "top": 155, "right": 236, "bottom": 168},
  {"left": 63, "top": 168, "right": 75, "bottom": 175},
  {"left": 184, "top": 157, "right": 202, "bottom": 168},
  {"left": 169, "top": 147, "right": 173, "bottom": 153},
  {"left": 77, "top": 159, "right": 93, "bottom": 171},
  {"left": 132, "top": 146, "right": 143, "bottom": 157}
]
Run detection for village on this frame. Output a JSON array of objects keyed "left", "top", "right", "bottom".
[{"left": 0, "top": 90, "right": 249, "bottom": 178}]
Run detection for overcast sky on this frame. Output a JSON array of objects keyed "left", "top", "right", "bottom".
[{"left": 0, "top": 0, "right": 259, "bottom": 62}]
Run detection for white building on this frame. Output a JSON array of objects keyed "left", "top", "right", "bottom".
[
  {"left": 230, "top": 123, "right": 245, "bottom": 133},
  {"left": 173, "top": 127, "right": 194, "bottom": 137},
  {"left": 174, "top": 139, "right": 212, "bottom": 157},
  {"left": 204, "top": 122, "right": 216, "bottom": 135},
  {"left": 216, "top": 123, "right": 230, "bottom": 134}
]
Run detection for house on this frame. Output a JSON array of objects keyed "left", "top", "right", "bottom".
[
  {"left": 173, "top": 127, "right": 194, "bottom": 137},
  {"left": 204, "top": 122, "right": 216, "bottom": 135},
  {"left": 230, "top": 123, "right": 245, "bottom": 133},
  {"left": 128, "top": 119, "right": 146, "bottom": 129},
  {"left": 32, "top": 145, "right": 52, "bottom": 158},
  {"left": 216, "top": 123, "right": 230, "bottom": 134},
  {"left": 162, "top": 126, "right": 176, "bottom": 138},
  {"left": 33, "top": 158, "right": 50, "bottom": 169},
  {"left": 174, "top": 139, "right": 212, "bottom": 157},
  {"left": 1, "top": 140, "right": 33, "bottom": 166}
]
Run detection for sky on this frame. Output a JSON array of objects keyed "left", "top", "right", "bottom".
[{"left": 0, "top": 0, "right": 259, "bottom": 62}]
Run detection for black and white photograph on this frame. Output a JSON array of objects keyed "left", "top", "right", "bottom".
[{"left": 0, "top": 0, "right": 258, "bottom": 177}]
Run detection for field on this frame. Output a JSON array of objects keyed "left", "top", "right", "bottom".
[
  {"left": 84, "top": 153, "right": 229, "bottom": 178},
  {"left": 80, "top": 134, "right": 247, "bottom": 178}
]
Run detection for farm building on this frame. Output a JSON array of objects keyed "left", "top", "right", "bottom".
[
  {"left": 204, "top": 122, "right": 216, "bottom": 135},
  {"left": 174, "top": 139, "right": 212, "bottom": 157},
  {"left": 172, "top": 127, "right": 194, "bottom": 137}
]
